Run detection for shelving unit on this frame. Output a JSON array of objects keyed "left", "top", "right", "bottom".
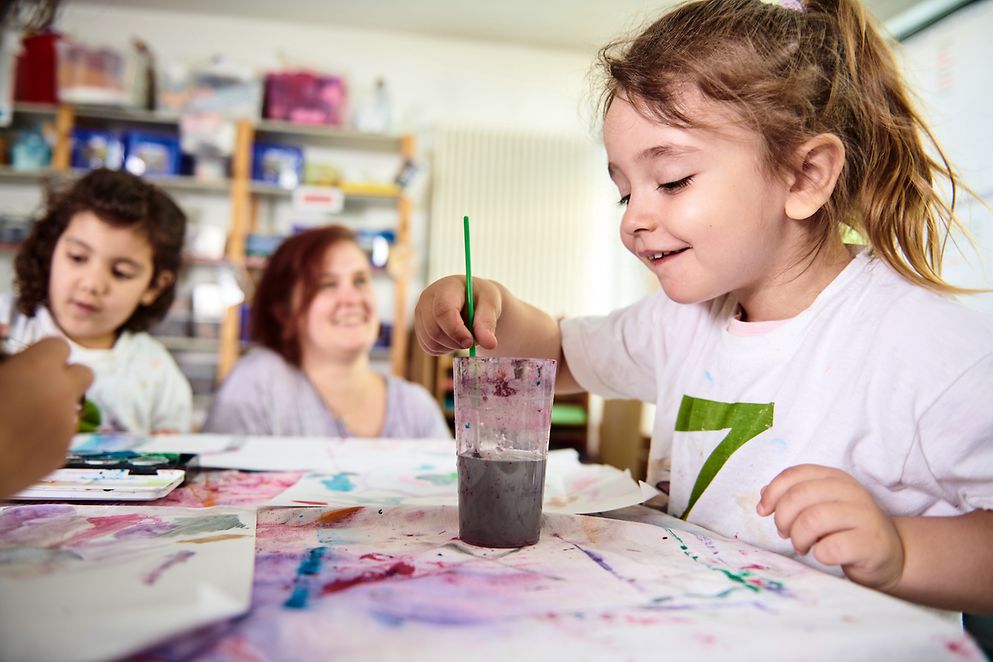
[{"left": 0, "top": 103, "right": 417, "bottom": 393}]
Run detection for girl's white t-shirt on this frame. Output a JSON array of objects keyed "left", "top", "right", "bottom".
[
  {"left": 1, "top": 295, "right": 193, "bottom": 434},
  {"left": 561, "top": 251, "right": 993, "bottom": 572}
]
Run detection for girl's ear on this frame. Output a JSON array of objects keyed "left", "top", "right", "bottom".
[
  {"left": 784, "top": 134, "right": 845, "bottom": 221},
  {"left": 140, "top": 270, "right": 175, "bottom": 306}
]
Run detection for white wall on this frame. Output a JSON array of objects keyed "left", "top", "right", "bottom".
[{"left": 57, "top": 5, "right": 598, "bottom": 138}]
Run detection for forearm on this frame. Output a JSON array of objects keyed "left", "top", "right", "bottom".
[
  {"left": 486, "top": 281, "right": 581, "bottom": 393},
  {"left": 888, "top": 509, "right": 993, "bottom": 612}
]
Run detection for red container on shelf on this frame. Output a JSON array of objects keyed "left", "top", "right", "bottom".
[
  {"left": 14, "top": 32, "right": 60, "bottom": 104},
  {"left": 263, "top": 71, "right": 347, "bottom": 126}
]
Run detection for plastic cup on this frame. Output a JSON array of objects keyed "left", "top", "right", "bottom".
[{"left": 454, "top": 356, "right": 557, "bottom": 547}]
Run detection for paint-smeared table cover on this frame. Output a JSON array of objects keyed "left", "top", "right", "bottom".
[{"left": 142, "top": 504, "right": 980, "bottom": 661}]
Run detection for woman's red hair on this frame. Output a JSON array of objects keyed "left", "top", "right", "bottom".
[{"left": 250, "top": 224, "right": 359, "bottom": 366}]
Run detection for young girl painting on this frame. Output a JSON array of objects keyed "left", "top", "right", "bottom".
[{"left": 414, "top": 0, "right": 993, "bottom": 612}]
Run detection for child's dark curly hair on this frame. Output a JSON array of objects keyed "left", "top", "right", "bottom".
[{"left": 14, "top": 169, "right": 187, "bottom": 333}]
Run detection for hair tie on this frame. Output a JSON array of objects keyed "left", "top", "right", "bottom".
[{"left": 760, "top": 0, "right": 804, "bottom": 11}]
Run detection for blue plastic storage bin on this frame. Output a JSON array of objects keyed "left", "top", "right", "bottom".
[{"left": 252, "top": 143, "right": 303, "bottom": 188}]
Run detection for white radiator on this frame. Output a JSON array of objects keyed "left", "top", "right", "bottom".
[{"left": 428, "top": 127, "right": 606, "bottom": 318}]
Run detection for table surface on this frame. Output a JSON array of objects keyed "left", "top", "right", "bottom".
[{"left": 0, "top": 440, "right": 984, "bottom": 662}]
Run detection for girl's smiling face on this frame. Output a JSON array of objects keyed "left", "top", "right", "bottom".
[
  {"left": 297, "top": 240, "right": 380, "bottom": 363},
  {"left": 48, "top": 211, "right": 169, "bottom": 349},
  {"left": 604, "top": 93, "right": 807, "bottom": 318}
]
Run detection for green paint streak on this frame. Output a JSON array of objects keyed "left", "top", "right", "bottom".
[
  {"left": 416, "top": 472, "right": 458, "bottom": 486},
  {"left": 665, "top": 529, "right": 760, "bottom": 594},
  {"left": 675, "top": 396, "right": 774, "bottom": 520},
  {"left": 717, "top": 567, "right": 760, "bottom": 593},
  {"left": 78, "top": 398, "right": 101, "bottom": 433}
]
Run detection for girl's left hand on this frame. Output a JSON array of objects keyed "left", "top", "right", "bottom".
[{"left": 756, "top": 464, "right": 905, "bottom": 592}]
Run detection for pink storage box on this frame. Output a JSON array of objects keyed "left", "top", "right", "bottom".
[{"left": 263, "top": 71, "right": 347, "bottom": 126}]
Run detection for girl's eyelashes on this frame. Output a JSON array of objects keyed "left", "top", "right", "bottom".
[
  {"left": 617, "top": 176, "right": 694, "bottom": 206},
  {"left": 658, "top": 175, "right": 693, "bottom": 192},
  {"left": 111, "top": 268, "right": 136, "bottom": 280}
]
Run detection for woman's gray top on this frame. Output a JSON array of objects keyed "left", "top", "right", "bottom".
[{"left": 202, "top": 347, "right": 452, "bottom": 439}]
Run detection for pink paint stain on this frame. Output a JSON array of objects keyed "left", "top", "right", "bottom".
[
  {"left": 321, "top": 561, "right": 415, "bottom": 595},
  {"left": 62, "top": 513, "right": 158, "bottom": 546},
  {"left": 492, "top": 378, "right": 517, "bottom": 397},
  {"left": 945, "top": 636, "right": 981, "bottom": 659}
]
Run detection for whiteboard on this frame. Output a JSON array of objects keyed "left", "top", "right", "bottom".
[{"left": 900, "top": 0, "right": 993, "bottom": 314}]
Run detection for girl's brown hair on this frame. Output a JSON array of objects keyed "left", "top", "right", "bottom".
[
  {"left": 15, "top": 168, "right": 187, "bottom": 331},
  {"left": 596, "top": 0, "right": 971, "bottom": 293},
  {"left": 250, "top": 224, "right": 361, "bottom": 366}
]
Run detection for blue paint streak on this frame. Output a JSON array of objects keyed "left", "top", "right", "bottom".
[
  {"left": 322, "top": 473, "right": 356, "bottom": 492},
  {"left": 372, "top": 611, "right": 405, "bottom": 627},
  {"left": 285, "top": 546, "right": 329, "bottom": 608},
  {"left": 576, "top": 544, "right": 615, "bottom": 574},
  {"left": 704, "top": 370, "right": 714, "bottom": 384},
  {"left": 284, "top": 586, "right": 310, "bottom": 609},
  {"left": 563, "top": 536, "right": 635, "bottom": 587},
  {"left": 299, "top": 546, "right": 327, "bottom": 575}
]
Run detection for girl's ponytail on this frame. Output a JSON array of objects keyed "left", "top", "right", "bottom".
[{"left": 820, "top": 0, "right": 968, "bottom": 293}]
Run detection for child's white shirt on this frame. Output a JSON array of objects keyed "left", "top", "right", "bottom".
[
  {"left": 561, "top": 250, "right": 993, "bottom": 574},
  {"left": 1, "top": 295, "right": 193, "bottom": 434}
]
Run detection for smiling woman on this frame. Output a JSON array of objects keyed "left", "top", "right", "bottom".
[{"left": 202, "top": 225, "right": 451, "bottom": 439}]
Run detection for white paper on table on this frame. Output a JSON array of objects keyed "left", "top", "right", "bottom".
[
  {"left": 268, "top": 447, "right": 657, "bottom": 514},
  {"left": 0, "top": 504, "right": 256, "bottom": 662}
]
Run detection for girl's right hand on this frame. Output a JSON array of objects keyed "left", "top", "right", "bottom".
[{"left": 414, "top": 276, "right": 502, "bottom": 355}]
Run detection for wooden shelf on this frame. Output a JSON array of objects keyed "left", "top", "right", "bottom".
[
  {"left": 146, "top": 175, "right": 232, "bottom": 194},
  {"left": 0, "top": 164, "right": 232, "bottom": 194},
  {"left": 2, "top": 102, "right": 417, "bottom": 384},
  {"left": 13, "top": 102, "right": 179, "bottom": 127},
  {"left": 254, "top": 117, "right": 404, "bottom": 152},
  {"left": 0, "top": 166, "right": 63, "bottom": 183},
  {"left": 249, "top": 180, "right": 402, "bottom": 201}
]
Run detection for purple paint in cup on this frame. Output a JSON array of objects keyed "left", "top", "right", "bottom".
[{"left": 454, "top": 356, "right": 556, "bottom": 548}]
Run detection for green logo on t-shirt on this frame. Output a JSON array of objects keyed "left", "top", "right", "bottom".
[{"left": 675, "top": 396, "right": 774, "bottom": 520}]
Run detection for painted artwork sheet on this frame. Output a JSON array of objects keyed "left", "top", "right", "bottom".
[
  {"left": 69, "top": 435, "right": 656, "bottom": 513},
  {"left": 155, "top": 469, "right": 304, "bottom": 508},
  {"left": 140, "top": 505, "right": 981, "bottom": 661},
  {"left": 0, "top": 504, "right": 256, "bottom": 661}
]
